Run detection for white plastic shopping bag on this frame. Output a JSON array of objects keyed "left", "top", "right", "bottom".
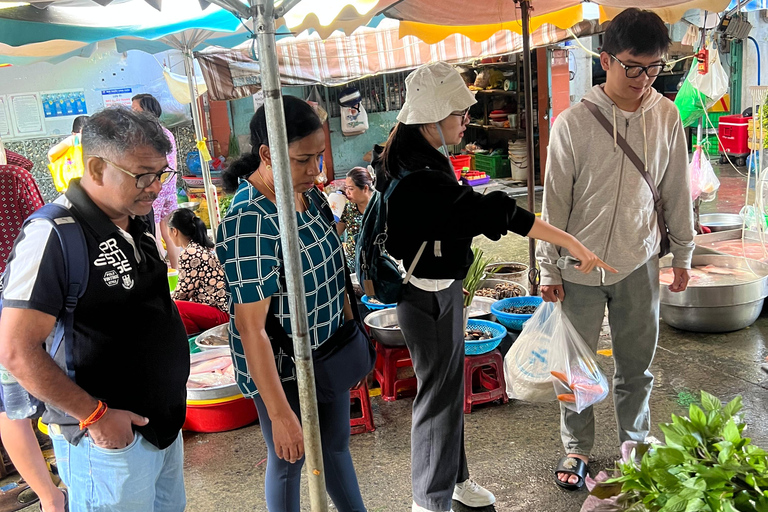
[
  {"left": 689, "top": 146, "right": 720, "bottom": 202},
  {"left": 504, "top": 302, "right": 609, "bottom": 413}
]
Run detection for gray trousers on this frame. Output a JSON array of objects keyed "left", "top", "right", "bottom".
[
  {"left": 397, "top": 281, "right": 469, "bottom": 512},
  {"left": 560, "top": 258, "right": 660, "bottom": 457}
]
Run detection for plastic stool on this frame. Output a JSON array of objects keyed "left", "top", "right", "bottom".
[
  {"left": 350, "top": 381, "right": 375, "bottom": 435},
  {"left": 464, "top": 349, "right": 508, "bottom": 414},
  {"left": 373, "top": 341, "right": 418, "bottom": 402}
]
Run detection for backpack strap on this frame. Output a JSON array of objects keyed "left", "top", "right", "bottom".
[{"left": 24, "top": 204, "right": 88, "bottom": 379}]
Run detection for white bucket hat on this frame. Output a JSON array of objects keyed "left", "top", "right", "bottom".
[{"left": 397, "top": 62, "right": 477, "bottom": 125}]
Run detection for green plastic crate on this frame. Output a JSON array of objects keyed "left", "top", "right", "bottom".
[
  {"left": 475, "top": 154, "right": 511, "bottom": 179},
  {"left": 692, "top": 133, "right": 720, "bottom": 157}
]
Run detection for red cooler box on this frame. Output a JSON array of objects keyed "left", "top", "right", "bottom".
[{"left": 718, "top": 115, "right": 750, "bottom": 158}]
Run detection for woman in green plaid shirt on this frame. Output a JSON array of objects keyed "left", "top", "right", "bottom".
[{"left": 216, "top": 96, "right": 366, "bottom": 512}]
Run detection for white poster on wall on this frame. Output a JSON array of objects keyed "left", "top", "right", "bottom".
[
  {"left": 252, "top": 90, "right": 264, "bottom": 112},
  {"left": 0, "top": 96, "right": 12, "bottom": 139},
  {"left": 101, "top": 88, "right": 133, "bottom": 109},
  {"left": 8, "top": 92, "right": 46, "bottom": 137}
]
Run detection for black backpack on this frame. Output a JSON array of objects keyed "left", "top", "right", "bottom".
[{"left": 354, "top": 175, "right": 425, "bottom": 304}]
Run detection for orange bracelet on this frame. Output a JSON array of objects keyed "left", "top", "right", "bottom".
[{"left": 79, "top": 400, "right": 108, "bottom": 430}]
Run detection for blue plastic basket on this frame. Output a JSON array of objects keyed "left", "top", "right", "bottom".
[
  {"left": 361, "top": 295, "right": 396, "bottom": 311},
  {"left": 491, "top": 296, "right": 544, "bottom": 330},
  {"left": 464, "top": 319, "right": 506, "bottom": 355}
]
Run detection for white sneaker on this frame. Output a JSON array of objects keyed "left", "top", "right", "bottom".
[
  {"left": 452, "top": 479, "right": 496, "bottom": 507},
  {"left": 412, "top": 501, "right": 453, "bottom": 512}
]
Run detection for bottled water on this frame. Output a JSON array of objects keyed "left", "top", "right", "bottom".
[{"left": 0, "top": 364, "right": 36, "bottom": 419}]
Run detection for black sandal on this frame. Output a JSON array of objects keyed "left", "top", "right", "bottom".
[{"left": 554, "top": 456, "right": 588, "bottom": 490}]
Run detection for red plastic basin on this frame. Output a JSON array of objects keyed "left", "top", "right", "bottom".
[{"left": 184, "top": 396, "right": 258, "bottom": 433}]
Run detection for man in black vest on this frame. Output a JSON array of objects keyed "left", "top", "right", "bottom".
[{"left": 0, "top": 107, "right": 189, "bottom": 511}]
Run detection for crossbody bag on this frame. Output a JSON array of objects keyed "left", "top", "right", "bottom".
[{"left": 582, "top": 100, "right": 670, "bottom": 257}]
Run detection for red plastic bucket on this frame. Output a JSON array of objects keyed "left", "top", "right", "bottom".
[{"left": 450, "top": 155, "right": 472, "bottom": 171}]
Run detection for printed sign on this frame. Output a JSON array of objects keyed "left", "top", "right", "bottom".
[
  {"left": 8, "top": 92, "right": 46, "bottom": 137},
  {"left": 41, "top": 90, "right": 87, "bottom": 118},
  {"left": 101, "top": 88, "right": 133, "bottom": 109},
  {"left": 0, "top": 96, "right": 11, "bottom": 138}
]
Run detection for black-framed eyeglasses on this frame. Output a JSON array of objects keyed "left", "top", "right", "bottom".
[
  {"left": 449, "top": 108, "right": 470, "bottom": 123},
  {"left": 609, "top": 53, "right": 667, "bottom": 78},
  {"left": 95, "top": 156, "right": 178, "bottom": 189}
]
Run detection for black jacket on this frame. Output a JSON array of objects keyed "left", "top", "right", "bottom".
[{"left": 375, "top": 147, "right": 536, "bottom": 280}]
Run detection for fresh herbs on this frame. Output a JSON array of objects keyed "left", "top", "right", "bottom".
[
  {"left": 463, "top": 247, "right": 497, "bottom": 307},
  {"left": 589, "top": 391, "right": 768, "bottom": 512}
]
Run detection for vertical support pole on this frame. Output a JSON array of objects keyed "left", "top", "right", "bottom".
[
  {"left": 183, "top": 50, "right": 219, "bottom": 232},
  {"left": 520, "top": 0, "right": 539, "bottom": 295},
  {"left": 253, "top": 1, "right": 328, "bottom": 511}
]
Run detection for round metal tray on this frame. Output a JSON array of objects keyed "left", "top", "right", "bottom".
[
  {"left": 699, "top": 213, "right": 742, "bottom": 233},
  {"left": 364, "top": 308, "right": 406, "bottom": 346},
  {"left": 660, "top": 254, "right": 768, "bottom": 332}
]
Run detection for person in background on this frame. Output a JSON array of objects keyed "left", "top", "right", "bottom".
[
  {"left": 132, "top": 93, "right": 180, "bottom": 270},
  {"left": 47, "top": 116, "right": 89, "bottom": 192},
  {"left": 336, "top": 166, "right": 373, "bottom": 271},
  {"left": 169, "top": 207, "right": 228, "bottom": 335},
  {"left": 537, "top": 8, "right": 694, "bottom": 491},
  {"left": 0, "top": 107, "right": 189, "bottom": 511},
  {"left": 217, "top": 96, "right": 366, "bottom": 512},
  {"left": 377, "top": 61, "right": 615, "bottom": 512},
  {"left": 0, "top": 145, "right": 66, "bottom": 512}
]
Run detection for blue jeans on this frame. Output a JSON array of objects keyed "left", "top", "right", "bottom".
[
  {"left": 254, "top": 383, "right": 366, "bottom": 512},
  {"left": 49, "top": 427, "right": 185, "bottom": 512}
]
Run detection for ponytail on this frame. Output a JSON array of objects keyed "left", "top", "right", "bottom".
[
  {"left": 168, "top": 208, "right": 214, "bottom": 249},
  {"left": 221, "top": 95, "right": 323, "bottom": 194}
]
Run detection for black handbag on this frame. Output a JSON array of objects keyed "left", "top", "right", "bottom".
[{"left": 265, "top": 189, "right": 376, "bottom": 403}]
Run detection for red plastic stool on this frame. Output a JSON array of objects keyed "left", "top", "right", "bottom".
[
  {"left": 373, "top": 341, "right": 418, "bottom": 402},
  {"left": 464, "top": 349, "right": 508, "bottom": 414},
  {"left": 350, "top": 381, "right": 375, "bottom": 435}
]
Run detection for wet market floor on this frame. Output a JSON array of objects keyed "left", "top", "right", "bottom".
[{"left": 10, "top": 163, "right": 768, "bottom": 512}]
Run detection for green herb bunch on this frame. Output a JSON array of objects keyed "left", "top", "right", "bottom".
[
  {"left": 591, "top": 391, "right": 768, "bottom": 512},
  {"left": 462, "top": 247, "right": 496, "bottom": 307}
]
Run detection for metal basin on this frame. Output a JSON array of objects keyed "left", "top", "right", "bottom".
[
  {"left": 485, "top": 262, "right": 530, "bottom": 291},
  {"left": 660, "top": 255, "right": 768, "bottom": 332},
  {"left": 699, "top": 213, "right": 742, "bottom": 232},
  {"left": 364, "top": 308, "right": 406, "bottom": 346},
  {"left": 478, "top": 278, "right": 528, "bottom": 298},
  {"left": 178, "top": 201, "right": 200, "bottom": 212},
  {"left": 466, "top": 296, "right": 497, "bottom": 320}
]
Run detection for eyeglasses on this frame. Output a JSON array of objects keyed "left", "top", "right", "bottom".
[
  {"left": 449, "top": 108, "right": 470, "bottom": 123},
  {"left": 96, "top": 156, "right": 178, "bottom": 189},
  {"left": 609, "top": 54, "right": 667, "bottom": 78}
]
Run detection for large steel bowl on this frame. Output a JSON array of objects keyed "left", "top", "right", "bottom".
[
  {"left": 699, "top": 213, "right": 743, "bottom": 233},
  {"left": 364, "top": 308, "right": 406, "bottom": 346},
  {"left": 478, "top": 278, "right": 529, "bottom": 298},
  {"left": 660, "top": 255, "right": 768, "bottom": 333}
]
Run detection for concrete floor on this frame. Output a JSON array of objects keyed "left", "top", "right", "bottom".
[{"left": 9, "top": 163, "right": 768, "bottom": 512}]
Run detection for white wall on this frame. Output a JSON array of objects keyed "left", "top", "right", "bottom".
[
  {"left": 743, "top": 11, "right": 766, "bottom": 111},
  {"left": 569, "top": 36, "right": 594, "bottom": 104},
  {"left": 0, "top": 40, "right": 188, "bottom": 139}
]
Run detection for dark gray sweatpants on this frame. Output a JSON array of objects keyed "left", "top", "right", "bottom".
[
  {"left": 397, "top": 281, "right": 469, "bottom": 512},
  {"left": 560, "top": 258, "right": 660, "bottom": 456}
]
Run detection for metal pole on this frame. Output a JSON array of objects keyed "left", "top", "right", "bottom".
[
  {"left": 254, "top": 1, "right": 328, "bottom": 511},
  {"left": 182, "top": 49, "right": 219, "bottom": 233},
  {"left": 520, "top": 0, "right": 539, "bottom": 295}
]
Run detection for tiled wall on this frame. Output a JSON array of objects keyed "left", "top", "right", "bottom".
[{"left": 4, "top": 125, "right": 196, "bottom": 203}]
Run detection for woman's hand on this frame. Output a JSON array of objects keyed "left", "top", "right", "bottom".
[
  {"left": 568, "top": 241, "right": 618, "bottom": 275},
  {"left": 272, "top": 410, "right": 304, "bottom": 463}
]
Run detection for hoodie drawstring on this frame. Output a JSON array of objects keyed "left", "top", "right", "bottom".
[
  {"left": 641, "top": 107, "right": 648, "bottom": 170},
  {"left": 612, "top": 104, "right": 617, "bottom": 149}
]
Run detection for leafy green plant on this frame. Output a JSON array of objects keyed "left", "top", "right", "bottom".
[
  {"left": 218, "top": 194, "right": 234, "bottom": 215},
  {"left": 589, "top": 391, "right": 768, "bottom": 512},
  {"left": 462, "top": 247, "right": 496, "bottom": 307}
]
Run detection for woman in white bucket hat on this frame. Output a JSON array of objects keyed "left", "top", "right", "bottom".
[{"left": 371, "top": 61, "right": 615, "bottom": 512}]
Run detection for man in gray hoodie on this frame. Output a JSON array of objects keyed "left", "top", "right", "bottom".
[{"left": 537, "top": 8, "right": 695, "bottom": 490}]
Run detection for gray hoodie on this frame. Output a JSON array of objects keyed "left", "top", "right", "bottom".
[{"left": 537, "top": 85, "right": 695, "bottom": 287}]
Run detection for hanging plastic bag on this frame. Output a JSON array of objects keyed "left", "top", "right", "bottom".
[
  {"left": 674, "top": 48, "right": 728, "bottom": 128},
  {"left": 339, "top": 87, "right": 369, "bottom": 136},
  {"left": 48, "top": 141, "right": 84, "bottom": 192},
  {"left": 689, "top": 146, "right": 721, "bottom": 202},
  {"left": 504, "top": 302, "right": 609, "bottom": 413}
]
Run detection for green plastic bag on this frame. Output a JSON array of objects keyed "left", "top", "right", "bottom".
[{"left": 675, "top": 76, "right": 709, "bottom": 128}]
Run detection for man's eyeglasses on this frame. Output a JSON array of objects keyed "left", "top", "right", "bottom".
[
  {"left": 96, "top": 156, "right": 178, "bottom": 189},
  {"left": 609, "top": 54, "right": 667, "bottom": 79},
  {"left": 449, "top": 108, "right": 470, "bottom": 124}
]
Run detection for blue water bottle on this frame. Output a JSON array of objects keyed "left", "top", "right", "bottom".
[{"left": 0, "top": 363, "right": 36, "bottom": 419}]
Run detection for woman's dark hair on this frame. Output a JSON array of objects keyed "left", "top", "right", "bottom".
[
  {"left": 602, "top": 8, "right": 671, "bottom": 57},
  {"left": 72, "top": 115, "right": 89, "bottom": 133},
  {"left": 346, "top": 166, "right": 372, "bottom": 191},
  {"left": 381, "top": 123, "right": 452, "bottom": 179},
  {"left": 222, "top": 95, "right": 323, "bottom": 193},
  {"left": 131, "top": 93, "right": 163, "bottom": 118},
  {"left": 168, "top": 208, "right": 213, "bottom": 249}
]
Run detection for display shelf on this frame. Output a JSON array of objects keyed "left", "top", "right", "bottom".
[
  {"left": 467, "top": 123, "right": 523, "bottom": 134},
  {"left": 475, "top": 89, "right": 520, "bottom": 96}
]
